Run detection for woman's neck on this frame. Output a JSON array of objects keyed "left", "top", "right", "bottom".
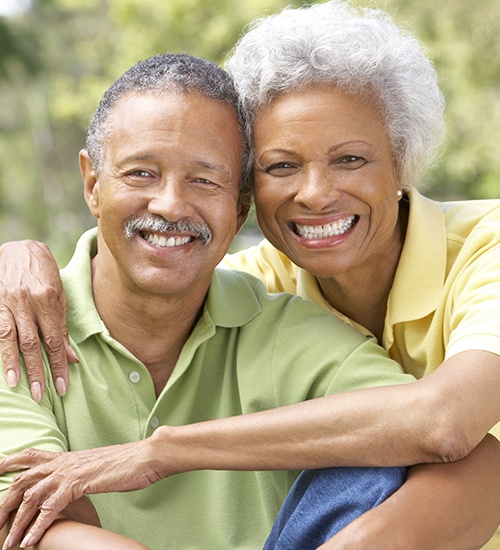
[{"left": 317, "top": 200, "right": 409, "bottom": 343}]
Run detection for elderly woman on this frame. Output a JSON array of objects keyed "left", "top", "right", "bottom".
[{"left": 1, "top": 1, "right": 500, "bottom": 548}]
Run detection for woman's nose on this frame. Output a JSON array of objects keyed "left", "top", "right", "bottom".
[{"left": 294, "top": 169, "right": 342, "bottom": 212}]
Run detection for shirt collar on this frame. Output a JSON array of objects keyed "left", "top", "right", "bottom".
[
  {"left": 386, "top": 189, "right": 447, "bottom": 325},
  {"left": 295, "top": 269, "right": 373, "bottom": 337},
  {"left": 62, "top": 228, "right": 261, "bottom": 345},
  {"left": 291, "top": 189, "right": 447, "bottom": 335}
]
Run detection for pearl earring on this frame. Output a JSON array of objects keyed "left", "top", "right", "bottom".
[{"left": 397, "top": 189, "right": 403, "bottom": 199}]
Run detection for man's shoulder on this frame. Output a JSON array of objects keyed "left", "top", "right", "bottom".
[{"left": 210, "top": 267, "right": 367, "bottom": 344}]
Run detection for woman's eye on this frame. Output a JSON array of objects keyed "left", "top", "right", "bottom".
[
  {"left": 266, "top": 162, "right": 297, "bottom": 176},
  {"left": 338, "top": 156, "right": 366, "bottom": 167}
]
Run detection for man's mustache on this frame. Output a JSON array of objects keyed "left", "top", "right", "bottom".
[{"left": 124, "top": 215, "right": 212, "bottom": 246}]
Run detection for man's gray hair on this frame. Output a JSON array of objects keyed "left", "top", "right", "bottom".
[
  {"left": 226, "top": 0, "right": 446, "bottom": 189},
  {"left": 87, "top": 53, "right": 252, "bottom": 206}
]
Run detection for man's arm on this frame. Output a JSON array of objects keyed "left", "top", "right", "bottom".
[
  {"left": 0, "top": 497, "right": 149, "bottom": 550},
  {"left": 321, "top": 434, "right": 500, "bottom": 549}
]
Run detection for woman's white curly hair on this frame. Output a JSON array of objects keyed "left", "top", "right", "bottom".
[{"left": 226, "top": 0, "right": 446, "bottom": 189}]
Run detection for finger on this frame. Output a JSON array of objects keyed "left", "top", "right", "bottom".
[
  {"left": 56, "top": 292, "right": 79, "bottom": 365},
  {"left": 37, "top": 318, "right": 69, "bottom": 398},
  {"left": 0, "top": 454, "right": 63, "bottom": 537},
  {"left": 60, "top": 294, "right": 79, "bottom": 365},
  {"left": 3, "top": 491, "right": 41, "bottom": 549},
  {"left": 0, "top": 471, "right": 34, "bottom": 533},
  {"left": 0, "top": 449, "right": 60, "bottom": 474},
  {"left": 13, "top": 310, "right": 46, "bottom": 403},
  {"left": 3, "top": 478, "right": 66, "bottom": 550},
  {"left": 0, "top": 307, "right": 21, "bottom": 389},
  {"left": 19, "top": 488, "right": 72, "bottom": 548},
  {"left": 0, "top": 307, "right": 46, "bottom": 403},
  {"left": 35, "top": 291, "right": 78, "bottom": 396},
  {"left": 65, "top": 339, "right": 79, "bottom": 365}
]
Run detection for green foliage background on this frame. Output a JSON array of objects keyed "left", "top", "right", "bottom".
[
  {"left": 1, "top": 1, "right": 500, "bottom": 546},
  {"left": 1, "top": 0, "right": 500, "bottom": 267}
]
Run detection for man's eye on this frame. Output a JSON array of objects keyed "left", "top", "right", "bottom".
[
  {"left": 195, "top": 178, "right": 215, "bottom": 185},
  {"left": 129, "top": 170, "right": 152, "bottom": 178}
]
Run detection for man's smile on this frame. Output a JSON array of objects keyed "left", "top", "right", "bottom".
[{"left": 141, "top": 232, "right": 195, "bottom": 248}]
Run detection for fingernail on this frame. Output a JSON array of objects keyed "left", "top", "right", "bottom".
[
  {"left": 66, "top": 343, "right": 79, "bottom": 364},
  {"left": 3, "top": 533, "right": 12, "bottom": 550},
  {"left": 55, "top": 376, "right": 67, "bottom": 397},
  {"left": 31, "top": 381, "right": 43, "bottom": 403},
  {"left": 6, "top": 369, "right": 17, "bottom": 388},
  {"left": 20, "top": 533, "right": 33, "bottom": 548}
]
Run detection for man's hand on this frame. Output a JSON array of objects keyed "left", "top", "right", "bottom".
[
  {"left": 0, "top": 441, "right": 168, "bottom": 549},
  {"left": 0, "top": 240, "right": 77, "bottom": 402}
]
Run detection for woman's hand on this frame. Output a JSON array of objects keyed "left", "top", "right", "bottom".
[
  {"left": 0, "top": 441, "right": 168, "bottom": 549},
  {"left": 0, "top": 240, "right": 77, "bottom": 402}
]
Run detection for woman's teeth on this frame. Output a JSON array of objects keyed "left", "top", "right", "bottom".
[{"left": 294, "top": 215, "right": 356, "bottom": 239}]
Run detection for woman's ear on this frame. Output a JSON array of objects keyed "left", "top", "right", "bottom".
[{"left": 79, "top": 150, "right": 100, "bottom": 219}]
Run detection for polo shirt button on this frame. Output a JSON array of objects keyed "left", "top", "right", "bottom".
[
  {"left": 150, "top": 417, "right": 160, "bottom": 429},
  {"left": 129, "top": 371, "right": 140, "bottom": 383}
]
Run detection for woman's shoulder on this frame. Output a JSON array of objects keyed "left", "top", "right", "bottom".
[{"left": 220, "top": 239, "right": 300, "bottom": 294}]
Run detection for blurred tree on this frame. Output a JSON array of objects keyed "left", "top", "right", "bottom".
[
  {"left": 0, "top": 16, "right": 39, "bottom": 78},
  {"left": 0, "top": 0, "right": 500, "bottom": 264},
  {"left": 379, "top": 0, "right": 500, "bottom": 200}
]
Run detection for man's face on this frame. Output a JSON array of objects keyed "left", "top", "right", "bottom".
[{"left": 82, "top": 91, "right": 246, "bottom": 300}]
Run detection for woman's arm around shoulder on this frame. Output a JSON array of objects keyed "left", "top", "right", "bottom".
[{"left": 0, "top": 240, "right": 76, "bottom": 401}]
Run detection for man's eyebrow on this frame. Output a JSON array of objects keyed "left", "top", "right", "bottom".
[
  {"left": 118, "top": 154, "right": 157, "bottom": 164},
  {"left": 118, "top": 156, "right": 233, "bottom": 177},
  {"left": 191, "top": 159, "right": 231, "bottom": 176}
]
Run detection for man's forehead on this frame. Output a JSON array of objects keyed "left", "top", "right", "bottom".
[
  {"left": 112, "top": 89, "right": 237, "bottom": 120},
  {"left": 107, "top": 91, "right": 242, "bottom": 143},
  {"left": 103, "top": 91, "right": 244, "bottom": 176}
]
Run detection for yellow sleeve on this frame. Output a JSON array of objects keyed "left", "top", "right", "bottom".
[{"left": 219, "top": 239, "right": 301, "bottom": 295}]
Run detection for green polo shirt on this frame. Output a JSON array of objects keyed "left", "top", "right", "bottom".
[{"left": 0, "top": 229, "right": 413, "bottom": 549}]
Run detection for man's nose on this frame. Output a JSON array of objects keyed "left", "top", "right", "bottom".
[{"left": 147, "top": 179, "right": 195, "bottom": 221}]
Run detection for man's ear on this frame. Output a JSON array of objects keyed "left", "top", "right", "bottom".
[
  {"left": 80, "top": 150, "right": 100, "bottom": 219},
  {"left": 236, "top": 200, "right": 251, "bottom": 234}
]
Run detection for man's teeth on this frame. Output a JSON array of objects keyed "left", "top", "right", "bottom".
[
  {"left": 295, "top": 215, "right": 356, "bottom": 239},
  {"left": 144, "top": 233, "right": 193, "bottom": 247}
]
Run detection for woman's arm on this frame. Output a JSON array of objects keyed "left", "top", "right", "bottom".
[
  {"left": 1, "top": 436, "right": 499, "bottom": 548},
  {"left": 0, "top": 241, "right": 77, "bottom": 401},
  {"left": 320, "top": 434, "right": 500, "bottom": 549},
  {"left": 0, "top": 243, "right": 498, "bottom": 464},
  {"left": 150, "top": 350, "right": 500, "bottom": 469},
  {"left": 0, "top": 346, "right": 499, "bottom": 470}
]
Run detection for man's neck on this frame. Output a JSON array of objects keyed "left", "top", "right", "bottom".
[{"left": 91, "top": 260, "right": 207, "bottom": 397}]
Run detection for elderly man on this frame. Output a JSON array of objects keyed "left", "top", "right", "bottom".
[{"left": 0, "top": 53, "right": 416, "bottom": 549}]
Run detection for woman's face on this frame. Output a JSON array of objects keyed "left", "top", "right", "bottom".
[{"left": 253, "top": 85, "right": 404, "bottom": 280}]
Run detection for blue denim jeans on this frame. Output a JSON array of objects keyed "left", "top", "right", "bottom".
[{"left": 264, "top": 466, "right": 407, "bottom": 550}]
